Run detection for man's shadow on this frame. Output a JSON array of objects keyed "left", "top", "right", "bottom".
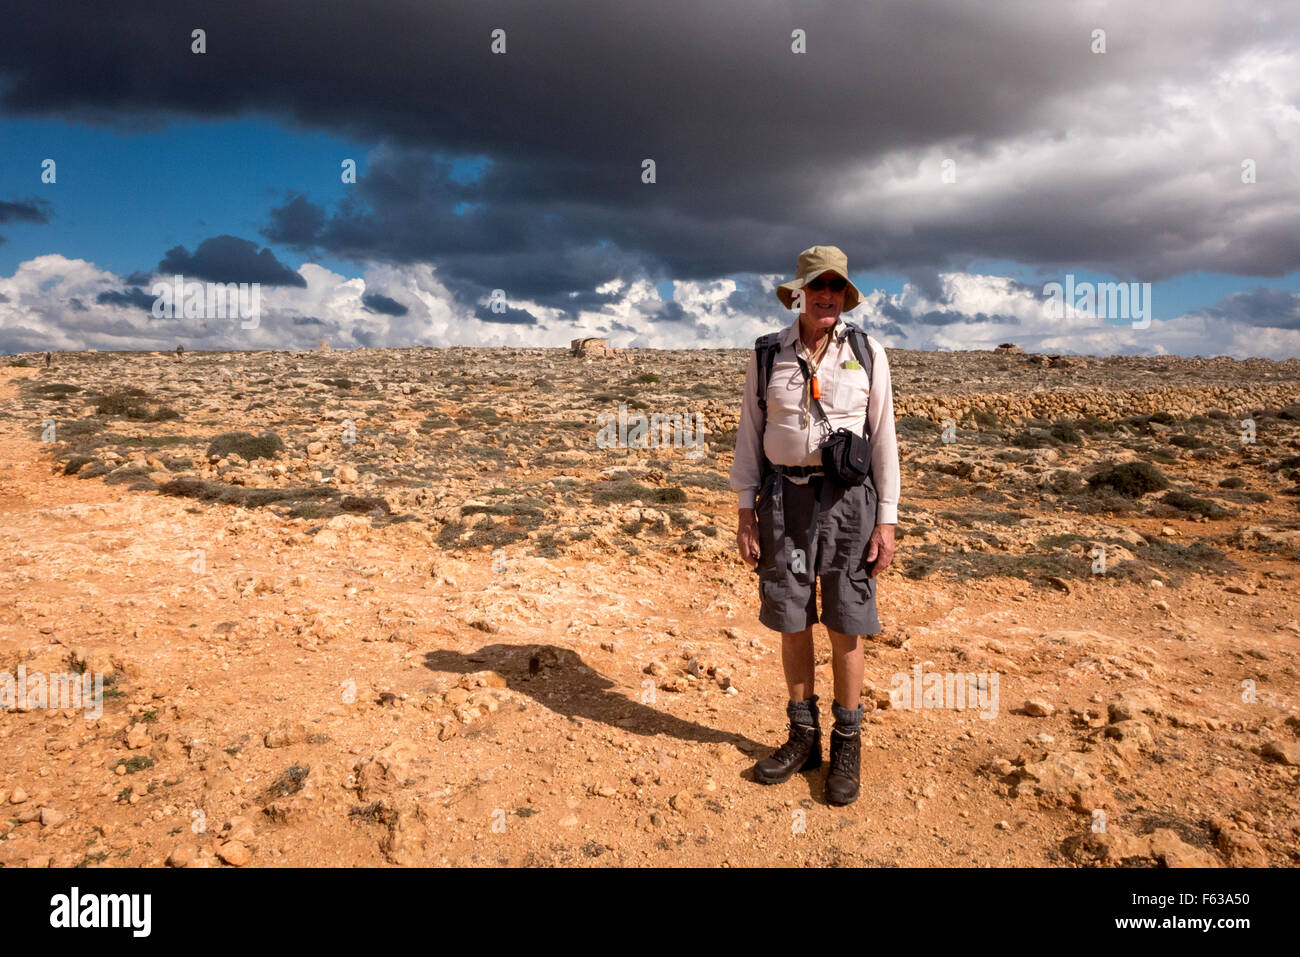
[{"left": 424, "top": 644, "right": 766, "bottom": 756}]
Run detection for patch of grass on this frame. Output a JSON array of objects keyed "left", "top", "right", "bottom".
[
  {"left": 897, "top": 416, "right": 940, "bottom": 433},
  {"left": 59, "top": 418, "right": 105, "bottom": 440},
  {"left": 1136, "top": 535, "right": 1239, "bottom": 577},
  {"left": 206, "top": 430, "right": 284, "bottom": 461},
  {"left": 116, "top": 755, "right": 155, "bottom": 774},
  {"left": 675, "top": 470, "right": 731, "bottom": 492},
  {"left": 62, "top": 455, "right": 93, "bottom": 475},
  {"left": 349, "top": 801, "right": 387, "bottom": 823},
  {"left": 1158, "top": 491, "right": 1232, "bottom": 519},
  {"left": 36, "top": 383, "right": 80, "bottom": 396},
  {"left": 94, "top": 392, "right": 146, "bottom": 417},
  {"left": 940, "top": 510, "right": 1028, "bottom": 526},
  {"left": 637, "top": 373, "right": 661, "bottom": 384},
  {"left": 98, "top": 433, "right": 193, "bottom": 448},
  {"left": 436, "top": 518, "right": 530, "bottom": 549},
  {"left": 1069, "top": 413, "right": 1117, "bottom": 435},
  {"left": 158, "top": 477, "right": 338, "bottom": 510},
  {"left": 266, "top": 765, "right": 310, "bottom": 799},
  {"left": 1169, "top": 433, "right": 1210, "bottom": 449},
  {"left": 590, "top": 479, "right": 687, "bottom": 505},
  {"left": 339, "top": 495, "right": 391, "bottom": 515}
]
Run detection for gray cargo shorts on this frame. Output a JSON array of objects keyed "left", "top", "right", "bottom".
[{"left": 753, "top": 468, "right": 881, "bottom": 636}]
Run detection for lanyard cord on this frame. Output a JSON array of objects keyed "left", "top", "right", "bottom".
[{"left": 796, "top": 332, "right": 833, "bottom": 431}]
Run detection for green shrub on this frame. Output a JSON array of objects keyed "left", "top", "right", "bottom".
[
  {"left": 205, "top": 430, "right": 284, "bottom": 461},
  {"left": 1086, "top": 462, "right": 1170, "bottom": 497}
]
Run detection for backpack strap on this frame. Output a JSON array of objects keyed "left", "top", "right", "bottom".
[
  {"left": 843, "top": 323, "right": 874, "bottom": 387},
  {"left": 754, "top": 332, "right": 782, "bottom": 416},
  {"left": 753, "top": 332, "right": 782, "bottom": 487},
  {"left": 842, "top": 323, "right": 875, "bottom": 441}
]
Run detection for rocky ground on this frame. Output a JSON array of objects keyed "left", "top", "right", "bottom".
[{"left": 0, "top": 343, "right": 1298, "bottom": 868}]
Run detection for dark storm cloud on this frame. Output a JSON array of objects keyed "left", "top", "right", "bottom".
[
  {"left": 0, "top": 197, "right": 51, "bottom": 247},
  {"left": 0, "top": 1, "right": 1297, "bottom": 311},
  {"left": 475, "top": 303, "right": 538, "bottom": 325},
  {"left": 292, "top": 315, "right": 326, "bottom": 326},
  {"left": 0, "top": 198, "right": 49, "bottom": 225},
  {"left": 1187, "top": 288, "right": 1300, "bottom": 330},
  {"left": 96, "top": 286, "right": 155, "bottom": 311},
  {"left": 157, "top": 235, "right": 307, "bottom": 287},
  {"left": 123, "top": 270, "right": 153, "bottom": 287},
  {"left": 649, "top": 301, "right": 691, "bottom": 323},
  {"left": 361, "top": 292, "right": 409, "bottom": 316}
]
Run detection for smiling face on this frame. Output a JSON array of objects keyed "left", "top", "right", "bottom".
[{"left": 798, "top": 270, "right": 847, "bottom": 337}]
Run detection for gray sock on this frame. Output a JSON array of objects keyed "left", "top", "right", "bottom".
[
  {"left": 787, "top": 694, "right": 819, "bottom": 728},
  {"left": 831, "top": 699, "right": 863, "bottom": 735}
]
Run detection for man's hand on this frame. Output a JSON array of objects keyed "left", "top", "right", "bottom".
[
  {"left": 866, "top": 523, "right": 895, "bottom": 578},
  {"left": 737, "top": 508, "right": 760, "bottom": 569}
]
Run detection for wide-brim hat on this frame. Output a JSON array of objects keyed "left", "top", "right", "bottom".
[{"left": 775, "top": 244, "right": 864, "bottom": 312}]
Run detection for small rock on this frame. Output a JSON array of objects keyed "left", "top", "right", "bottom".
[
  {"left": 1261, "top": 740, "right": 1300, "bottom": 766},
  {"left": 217, "top": 841, "right": 251, "bottom": 866},
  {"left": 167, "top": 845, "right": 197, "bottom": 868},
  {"left": 669, "top": 791, "right": 695, "bottom": 812},
  {"left": 1024, "top": 699, "right": 1055, "bottom": 717},
  {"left": 38, "top": 807, "right": 65, "bottom": 828}
]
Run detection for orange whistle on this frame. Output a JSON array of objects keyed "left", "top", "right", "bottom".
[{"left": 811, "top": 377, "right": 821, "bottom": 400}]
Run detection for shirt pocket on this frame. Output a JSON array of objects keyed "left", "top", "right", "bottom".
[{"left": 829, "top": 364, "right": 870, "bottom": 414}]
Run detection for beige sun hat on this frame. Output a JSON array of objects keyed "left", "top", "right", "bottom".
[{"left": 775, "top": 244, "right": 865, "bottom": 312}]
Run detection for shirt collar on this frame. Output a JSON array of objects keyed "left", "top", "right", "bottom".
[{"left": 780, "top": 315, "right": 849, "bottom": 349}]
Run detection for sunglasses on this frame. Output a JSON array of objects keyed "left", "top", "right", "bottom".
[{"left": 805, "top": 275, "right": 847, "bottom": 292}]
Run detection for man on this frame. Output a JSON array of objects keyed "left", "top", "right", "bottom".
[{"left": 730, "top": 244, "right": 899, "bottom": 806}]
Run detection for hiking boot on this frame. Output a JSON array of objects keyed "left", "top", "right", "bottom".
[
  {"left": 825, "top": 727, "right": 862, "bottom": 806},
  {"left": 754, "top": 700, "right": 821, "bottom": 784}
]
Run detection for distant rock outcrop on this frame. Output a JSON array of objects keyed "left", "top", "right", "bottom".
[{"left": 570, "top": 337, "right": 613, "bottom": 357}]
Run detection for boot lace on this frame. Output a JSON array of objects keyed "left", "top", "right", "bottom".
[
  {"left": 771, "top": 723, "right": 814, "bottom": 763},
  {"left": 829, "top": 730, "right": 860, "bottom": 776}
]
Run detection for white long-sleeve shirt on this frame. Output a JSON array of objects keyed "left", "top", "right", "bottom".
[{"left": 729, "top": 316, "right": 900, "bottom": 525}]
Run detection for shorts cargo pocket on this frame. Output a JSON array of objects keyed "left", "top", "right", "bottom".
[
  {"left": 755, "top": 474, "right": 786, "bottom": 582},
  {"left": 846, "top": 558, "right": 876, "bottom": 601},
  {"left": 844, "top": 484, "right": 877, "bottom": 600}
]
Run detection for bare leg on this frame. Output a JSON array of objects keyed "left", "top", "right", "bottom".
[
  {"left": 826, "top": 627, "right": 863, "bottom": 710},
  {"left": 780, "top": 627, "right": 815, "bottom": 701}
]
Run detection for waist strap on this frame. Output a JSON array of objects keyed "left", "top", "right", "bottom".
[{"left": 773, "top": 464, "right": 824, "bottom": 477}]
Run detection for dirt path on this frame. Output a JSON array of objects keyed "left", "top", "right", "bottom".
[{"left": 0, "top": 367, "right": 1296, "bottom": 867}]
